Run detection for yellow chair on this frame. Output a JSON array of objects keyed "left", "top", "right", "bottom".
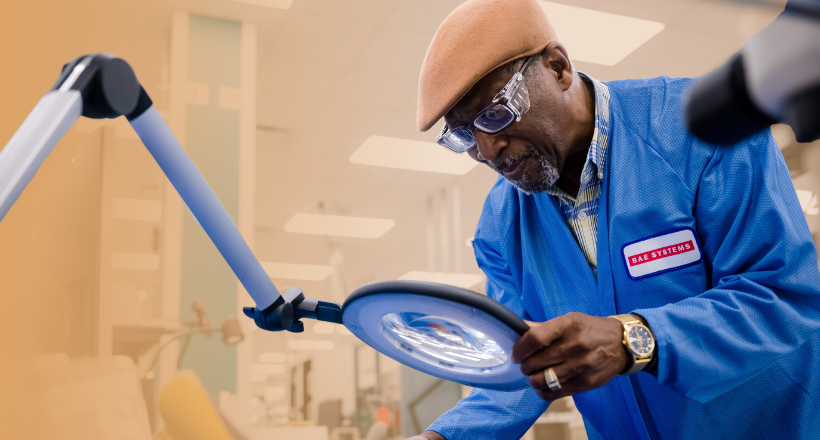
[{"left": 156, "top": 370, "right": 235, "bottom": 440}]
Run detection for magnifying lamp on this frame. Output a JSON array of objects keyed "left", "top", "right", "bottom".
[{"left": 0, "top": 54, "right": 530, "bottom": 391}]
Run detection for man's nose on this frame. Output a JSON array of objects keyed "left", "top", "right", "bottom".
[{"left": 473, "top": 130, "right": 508, "bottom": 162}]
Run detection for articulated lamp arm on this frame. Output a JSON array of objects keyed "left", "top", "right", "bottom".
[{"left": 0, "top": 54, "right": 340, "bottom": 332}]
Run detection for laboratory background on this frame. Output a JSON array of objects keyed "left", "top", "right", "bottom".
[{"left": 0, "top": 0, "right": 817, "bottom": 439}]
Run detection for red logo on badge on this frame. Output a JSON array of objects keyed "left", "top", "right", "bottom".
[{"left": 627, "top": 240, "right": 695, "bottom": 266}]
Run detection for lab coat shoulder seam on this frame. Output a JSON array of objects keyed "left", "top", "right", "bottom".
[{"left": 615, "top": 117, "right": 697, "bottom": 197}]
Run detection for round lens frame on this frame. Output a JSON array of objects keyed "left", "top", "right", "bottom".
[
  {"left": 380, "top": 312, "right": 509, "bottom": 371},
  {"left": 437, "top": 125, "right": 477, "bottom": 153},
  {"left": 473, "top": 103, "right": 517, "bottom": 134},
  {"left": 341, "top": 280, "right": 531, "bottom": 390}
]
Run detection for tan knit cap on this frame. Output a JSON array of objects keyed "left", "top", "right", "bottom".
[{"left": 417, "top": 0, "right": 557, "bottom": 132}]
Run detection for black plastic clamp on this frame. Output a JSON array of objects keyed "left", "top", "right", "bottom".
[
  {"left": 243, "top": 287, "right": 342, "bottom": 332},
  {"left": 52, "top": 53, "right": 152, "bottom": 121}
]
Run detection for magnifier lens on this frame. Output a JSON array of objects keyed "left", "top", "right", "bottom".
[{"left": 380, "top": 312, "right": 508, "bottom": 372}]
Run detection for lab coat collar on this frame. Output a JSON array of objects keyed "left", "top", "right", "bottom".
[{"left": 543, "top": 71, "right": 611, "bottom": 201}]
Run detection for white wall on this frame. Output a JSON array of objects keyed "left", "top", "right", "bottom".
[{"left": 307, "top": 342, "right": 356, "bottom": 422}]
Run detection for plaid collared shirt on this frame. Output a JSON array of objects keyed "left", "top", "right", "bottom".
[{"left": 544, "top": 73, "right": 610, "bottom": 277}]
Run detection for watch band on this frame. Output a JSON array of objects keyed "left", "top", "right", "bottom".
[{"left": 610, "top": 314, "right": 654, "bottom": 376}]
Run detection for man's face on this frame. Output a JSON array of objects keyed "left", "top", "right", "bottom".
[{"left": 443, "top": 56, "right": 575, "bottom": 194}]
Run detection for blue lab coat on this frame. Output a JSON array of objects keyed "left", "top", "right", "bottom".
[{"left": 428, "top": 77, "right": 820, "bottom": 440}]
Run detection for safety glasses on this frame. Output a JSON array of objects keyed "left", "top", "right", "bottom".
[{"left": 436, "top": 54, "right": 537, "bottom": 153}]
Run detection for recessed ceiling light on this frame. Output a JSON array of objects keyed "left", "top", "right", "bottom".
[
  {"left": 260, "top": 261, "right": 333, "bottom": 281},
  {"left": 398, "top": 271, "right": 484, "bottom": 289},
  {"left": 232, "top": 0, "right": 293, "bottom": 9},
  {"left": 539, "top": 1, "right": 664, "bottom": 66},
  {"left": 350, "top": 135, "right": 479, "bottom": 175},
  {"left": 284, "top": 213, "right": 395, "bottom": 239}
]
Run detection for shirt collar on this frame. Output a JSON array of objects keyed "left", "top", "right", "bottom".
[
  {"left": 542, "top": 72, "right": 610, "bottom": 199},
  {"left": 580, "top": 71, "right": 610, "bottom": 182}
]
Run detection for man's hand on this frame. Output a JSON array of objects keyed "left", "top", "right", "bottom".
[
  {"left": 405, "top": 431, "right": 446, "bottom": 440},
  {"left": 512, "top": 312, "right": 629, "bottom": 401}
]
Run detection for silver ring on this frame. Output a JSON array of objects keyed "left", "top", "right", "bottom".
[{"left": 544, "top": 367, "right": 561, "bottom": 391}]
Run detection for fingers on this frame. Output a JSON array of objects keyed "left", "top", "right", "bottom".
[
  {"left": 530, "top": 366, "right": 597, "bottom": 402},
  {"left": 527, "top": 360, "right": 587, "bottom": 391},
  {"left": 530, "top": 361, "right": 619, "bottom": 402},
  {"left": 531, "top": 374, "right": 578, "bottom": 402},
  {"left": 519, "top": 338, "right": 572, "bottom": 375},
  {"left": 512, "top": 314, "right": 575, "bottom": 363},
  {"left": 516, "top": 313, "right": 629, "bottom": 402}
]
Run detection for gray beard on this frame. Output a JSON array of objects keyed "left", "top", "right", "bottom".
[{"left": 488, "top": 146, "right": 559, "bottom": 194}]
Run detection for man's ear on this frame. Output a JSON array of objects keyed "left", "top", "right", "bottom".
[{"left": 542, "top": 41, "right": 574, "bottom": 92}]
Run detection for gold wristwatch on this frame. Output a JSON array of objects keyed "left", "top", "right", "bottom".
[{"left": 610, "top": 314, "right": 655, "bottom": 375}]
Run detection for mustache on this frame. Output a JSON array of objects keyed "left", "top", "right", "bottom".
[
  {"left": 486, "top": 145, "right": 559, "bottom": 194},
  {"left": 487, "top": 147, "right": 539, "bottom": 174}
]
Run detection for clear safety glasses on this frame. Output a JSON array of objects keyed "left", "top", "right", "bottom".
[{"left": 436, "top": 54, "right": 536, "bottom": 153}]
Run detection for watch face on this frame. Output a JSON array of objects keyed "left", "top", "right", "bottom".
[{"left": 626, "top": 324, "right": 655, "bottom": 357}]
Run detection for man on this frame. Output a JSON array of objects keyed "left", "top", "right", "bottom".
[{"left": 407, "top": 0, "right": 820, "bottom": 439}]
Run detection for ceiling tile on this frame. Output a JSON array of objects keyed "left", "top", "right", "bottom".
[
  {"left": 376, "top": 97, "right": 431, "bottom": 142},
  {"left": 353, "top": 28, "right": 430, "bottom": 76},
  {"left": 614, "top": 27, "right": 736, "bottom": 78},
  {"left": 265, "top": 12, "right": 377, "bottom": 68},
  {"left": 258, "top": 55, "right": 346, "bottom": 100},
  {"left": 256, "top": 89, "right": 321, "bottom": 131},
  {"left": 669, "top": 0, "right": 781, "bottom": 39},
  {"left": 289, "top": 0, "right": 398, "bottom": 24},
  {"left": 306, "top": 69, "right": 417, "bottom": 133},
  {"left": 382, "top": 0, "right": 465, "bottom": 35}
]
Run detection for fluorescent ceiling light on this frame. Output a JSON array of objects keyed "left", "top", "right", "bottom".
[
  {"left": 261, "top": 261, "right": 333, "bottom": 281},
  {"left": 232, "top": 0, "right": 293, "bottom": 9},
  {"left": 284, "top": 213, "right": 395, "bottom": 239},
  {"left": 258, "top": 352, "right": 287, "bottom": 363},
  {"left": 350, "top": 135, "right": 479, "bottom": 175},
  {"left": 249, "top": 363, "right": 286, "bottom": 374},
  {"left": 539, "top": 1, "right": 664, "bottom": 66},
  {"left": 398, "top": 271, "right": 484, "bottom": 289}
]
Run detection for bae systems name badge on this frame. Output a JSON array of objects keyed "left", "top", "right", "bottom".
[{"left": 621, "top": 228, "right": 703, "bottom": 280}]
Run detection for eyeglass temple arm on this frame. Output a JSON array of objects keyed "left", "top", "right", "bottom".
[
  {"left": 494, "top": 54, "right": 537, "bottom": 103},
  {"left": 0, "top": 54, "right": 340, "bottom": 333}
]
